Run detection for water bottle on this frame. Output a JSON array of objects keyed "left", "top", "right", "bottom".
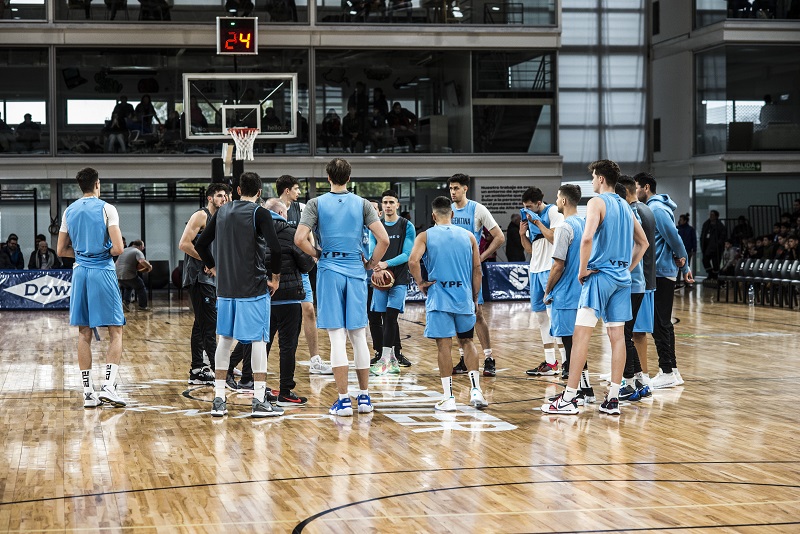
[{"left": 747, "top": 284, "right": 755, "bottom": 306}]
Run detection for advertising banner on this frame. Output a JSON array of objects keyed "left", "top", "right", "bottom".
[{"left": 0, "top": 270, "right": 72, "bottom": 310}]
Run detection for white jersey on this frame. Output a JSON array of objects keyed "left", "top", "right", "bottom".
[{"left": 528, "top": 204, "right": 563, "bottom": 274}]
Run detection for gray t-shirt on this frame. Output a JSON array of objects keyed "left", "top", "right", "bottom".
[
  {"left": 551, "top": 223, "right": 575, "bottom": 262},
  {"left": 115, "top": 246, "right": 144, "bottom": 280}
]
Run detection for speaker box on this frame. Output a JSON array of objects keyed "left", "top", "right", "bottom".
[{"left": 211, "top": 158, "right": 225, "bottom": 183}]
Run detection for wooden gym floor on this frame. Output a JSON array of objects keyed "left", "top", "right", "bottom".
[{"left": 1, "top": 287, "right": 799, "bottom": 533}]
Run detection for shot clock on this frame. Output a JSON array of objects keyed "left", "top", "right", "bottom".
[{"left": 216, "top": 17, "right": 258, "bottom": 55}]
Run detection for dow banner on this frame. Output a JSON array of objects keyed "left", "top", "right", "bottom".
[{"left": 0, "top": 270, "right": 72, "bottom": 310}]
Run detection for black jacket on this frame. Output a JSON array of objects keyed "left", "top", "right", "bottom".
[{"left": 267, "top": 217, "right": 316, "bottom": 302}]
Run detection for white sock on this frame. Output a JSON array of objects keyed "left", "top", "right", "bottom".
[
  {"left": 104, "top": 363, "right": 119, "bottom": 388},
  {"left": 562, "top": 386, "right": 578, "bottom": 402},
  {"left": 558, "top": 345, "right": 566, "bottom": 365},
  {"left": 458, "top": 347, "right": 465, "bottom": 360},
  {"left": 381, "top": 346, "right": 393, "bottom": 360},
  {"left": 639, "top": 372, "right": 651, "bottom": 386},
  {"left": 338, "top": 392, "right": 349, "bottom": 400},
  {"left": 81, "top": 369, "right": 94, "bottom": 394},
  {"left": 580, "top": 369, "right": 591, "bottom": 389},
  {"left": 441, "top": 376, "right": 452, "bottom": 397},
  {"left": 672, "top": 367, "right": 680, "bottom": 374},
  {"left": 483, "top": 348, "right": 492, "bottom": 359},
  {"left": 360, "top": 389, "right": 369, "bottom": 397},
  {"left": 468, "top": 370, "right": 480, "bottom": 390},
  {"left": 214, "top": 379, "right": 226, "bottom": 400},
  {"left": 608, "top": 382, "right": 621, "bottom": 400},
  {"left": 544, "top": 348, "right": 556, "bottom": 366},
  {"left": 254, "top": 381, "right": 267, "bottom": 403}
]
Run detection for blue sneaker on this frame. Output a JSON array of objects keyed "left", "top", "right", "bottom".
[
  {"left": 329, "top": 397, "right": 353, "bottom": 417},
  {"left": 357, "top": 394, "right": 373, "bottom": 413},
  {"left": 630, "top": 384, "right": 651, "bottom": 401}
]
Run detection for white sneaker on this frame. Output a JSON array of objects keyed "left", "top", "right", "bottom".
[
  {"left": 98, "top": 385, "right": 127, "bottom": 407},
  {"left": 434, "top": 396, "right": 457, "bottom": 412},
  {"left": 83, "top": 391, "right": 101, "bottom": 408},
  {"left": 309, "top": 355, "right": 333, "bottom": 375},
  {"left": 650, "top": 371, "right": 677, "bottom": 389},
  {"left": 673, "top": 369, "right": 685, "bottom": 386},
  {"left": 599, "top": 372, "right": 611, "bottom": 382},
  {"left": 470, "top": 387, "right": 489, "bottom": 409}
]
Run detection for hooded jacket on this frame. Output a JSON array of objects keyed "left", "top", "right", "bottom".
[
  {"left": 266, "top": 212, "right": 316, "bottom": 302},
  {"left": 646, "top": 194, "right": 689, "bottom": 279}
]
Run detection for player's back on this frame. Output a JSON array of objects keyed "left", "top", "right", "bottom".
[
  {"left": 317, "top": 191, "right": 367, "bottom": 275},
  {"left": 424, "top": 224, "right": 474, "bottom": 315},
  {"left": 214, "top": 200, "right": 267, "bottom": 298},
  {"left": 65, "top": 197, "right": 113, "bottom": 269},
  {"left": 588, "top": 193, "right": 633, "bottom": 284}
]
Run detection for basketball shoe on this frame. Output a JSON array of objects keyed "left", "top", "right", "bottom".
[
  {"left": 309, "top": 355, "right": 333, "bottom": 375},
  {"left": 330, "top": 397, "right": 353, "bottom": 416},
  {"left": 452, "top": 356, "right": 468, "bottom": 374},
  {"left": 252, "top": 397, "right": 283, "bottom": 417},
  {"left": 470, "top": 388, "right": 489, "bottom": 409},
  {"left": 83, "top": 391, "right": 101, "bottom": 408},
  {"left": 483, "top": 357, "right": 496, "bottom": 377},
  {"left": 98, "top": 385, "right": 126, "bottom": 407},
  {"left": 599, "top": 395, "right": 621, "bottom": 415},
  {"left": 651, "top": 371, "right": 677, "bottom": 389},
  {"left": 540, "top": 392, "right": 579, "bottom": 415},
  {"left": 527, "top": 361, "right": 559, "bottom": 376},
  {"left": 357, "top": 393, "right": 373, "bottom": 413},
  {"left": 210, "top": 397, "right": 228, "bottom": 417},
  {"left": 435, "top": 396, "right": 457, "bottom": 412}
]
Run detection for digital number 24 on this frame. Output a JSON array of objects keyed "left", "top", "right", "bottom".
[{"left": 225, "top": 32, "right": 252, "bottom": 50}]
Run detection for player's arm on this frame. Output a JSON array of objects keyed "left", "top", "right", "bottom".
[
  {"left": 537, "top": 207, "right": 563, "bottom": 245},
  {"left": 195, "top": 212, "right": 218, "bottom": 275},
  {"left": 382, "top": 223, "right": 416, "bottom": 270},
  {"left": 256, "top": 207, "right": 282, "bottom": 293},
  {"left": 544, "top": 259, "right": 565, "bottom": 302},
  {"left": 366, "top": 219, "right": 389, "bottom": 270},
  {"left": 476, "top": 206, "right": 504, "bottom": 261},
  {"left": 629, "top": 213, "right": 648, "bottom": 272},
  {"left": 519, "top": 218, "right": 532, "bottom": 254},
  {"left": 178, "top": 210, "right": 206, "bottom": 261},
  {"left": 57, "top": 232, "right": 74, "bottom": 259},
  {"left": 579, "top": 196, "right": 604, "bottom": 284},
  {"left": 655, "top": 209, "right": 688, "bottom": 267},
  {"left": 408, "top": 231, "right": 433, "bottom": 294},
  {"left": 481, "top": 225, "right": 505, "bottom": 261},
  {"left": 294, "top": 199, "right": 319, "bottom": 258},
  {"left": 104, "top": 204, "right": 124, "bottom": 257},
  {"left": 470, "top": 233, "right": 482, "bottom": 302}
]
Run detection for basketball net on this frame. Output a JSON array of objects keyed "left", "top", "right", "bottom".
[{"left": 228, "top": 127, "right": 259, "bottom": 161}]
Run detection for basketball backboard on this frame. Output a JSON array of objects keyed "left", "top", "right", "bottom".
[{"left": 182, "top": 73, "right": 298, "bottom": 142}]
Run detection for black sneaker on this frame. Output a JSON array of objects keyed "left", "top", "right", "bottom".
[
  {"left": 618, "top": 384, "right": 637, "bottom": 400},
  {"left": 453, "top": 356, "right": 468, "bottom": 374},
  {"left": 561, "top": 370, "right": 569, "bottom": 381},
  {"left": 482, "top": 356, "right": 496, "bottom": 377},
  {"left": 580, "top": 387, "right": 596, "bottom": 404},
  {"left": 277, "top": 391, "right": 308, "bottom": 407},
  {"left": 370, "top": 351, "right": 381, "bottom": 366},
  {"left": 225, "top": 372, "right": 239, "bottom": 390},
  {"left": 396, "top": 353, "right": 412, "bottom": 367},
  {"left": 188, "top": 366, "right": 215, "bottom": 385},
  {"left": 267, "top": 388, "right": 278, "bottom": 403},
  {"left": 238, "top": 379, "right": 254, "bottom": 392},
  {"left": 599, "top": 395, "right": 620, "bottom": 415}
]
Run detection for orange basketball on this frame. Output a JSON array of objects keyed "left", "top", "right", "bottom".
[{"left": 371, "top": 270, "right": 395, "bottom": 289}]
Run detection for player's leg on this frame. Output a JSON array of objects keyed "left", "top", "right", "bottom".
[
  {"left": 651, "top": 277, "right": 678, "bottom": 388},
  {"left": 276, "top": 303, "right": 306, "bottom": 407},
  {"left": 621, "top": 292, "right": 644, "bottom": 400},
  {"left": 457, "top": 316, "right": 487, "bottom": 409},
  {"left": 435, "top": 336, "right": 456, "bottom": 411},
  {"left": 527, "top": 272, "right": 558, "bottom": 376},
  {"left": 319, "top": 270, "right": 355, "bottom": 416},
  {"left": 90, "top": 268, "right": 127, "bottom": 407},
  {"left": 368, "top": 286, "right": 393, "bottom": 376},
  {"left": 77, "top": 326, "right": 99, "bottom": 407},
  {"left": 347, "top": 326, "right": 373, "bottom": 413},
  {"left": 300, "top": 273, "right": 324, "bottom": 373},
  {"left": 474, "top": 302, "right": 495, "bottom": 377},
  {"left": 386, "top": 284, "right": 410, "bottom": 367},
  {"left": 367, "top": 283, "right": 383, "bottom": 363}
]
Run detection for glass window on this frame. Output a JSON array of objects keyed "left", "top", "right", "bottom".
[
  {"left": 560, "top": 12, "right": 598, "bottom": 47},
  {"left": 603, "top": 92, "right": 644, "bottom": 126},
  {"left": 55, "top": 48, "right": 309, "bottom": 156},
  {"left": 2, "top": 0, "right": 46, "bottom": 20},
  {"left": 54, "top": 0, "right": 309, "bottom": 22},
  {"left": 601, "top": 55, "right": 644, "bottom": 88},
  {"left": 605, "top": 128, "right": 644, "bottom": 161},
  {"left": 559, "top": 128, "right": 599, "bottom": 162},
  {"left": 558, "top": 92, "right": 598, "bottom": 126},
  {"left": 558, "top": 55, "right": 598, "bottom": 89},
  {"left": 316, "top": 0, "right": 555, "bottom": 25},
  {"left": 0, "top": 49, "right": 49, "bottom": 156},
  {"left": 601, "top": 12, "right": 644, "bottom": 47}
]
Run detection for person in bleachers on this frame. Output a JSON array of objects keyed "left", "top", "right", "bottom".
[
  {"left": 29, "top": 237, "right": 63, "bottom": 270},
  {"left": 16, "top": 113, "right": 42, "bottom": 152},
  {"left": 1, "top": 233, "right": 25, "bottom": 269}
]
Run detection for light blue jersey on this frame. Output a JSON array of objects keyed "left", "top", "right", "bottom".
[
  {"left": 630, "top": 203, "right": 645, "bottom": 294},
  {"left": 64, "top": 197, "right": 114, "bottom": 270},
  {"left": 317, "top": 191, "right": 369, "bottom": 280},
  {"left": 451, "top": 200, "right": 481, "bottom": 241},
  {"left": 423, "top": 224, "right": 475, "bottom": 315},
  {"left": 550, "top": 215, "right": 585, "bottom": 310},
  {"left": 587, "top": 193, "right": 633, "bottom": 285}
]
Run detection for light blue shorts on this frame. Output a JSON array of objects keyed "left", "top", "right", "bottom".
[
  {"left": 578, "top": 272, "right": 632, "bottom": 324},
  {"left": 316, "top": 268, "right": 368, "bottom": 330},
  {"left": 424, "top": 310, "right": 476, "bottom": 339},
  {"left": 633, "top": 289, "right": 655, "bottom": 333},
  {"left": 301, "top": 273, "right": 313, "bottom": 304},
  {"left": 70, "top": 266, "right": 125, "bottom": 328},
  {"left": 550, "top": 307, "right": 577, "bottom": 338},
  {"left": 216, "top": 294, "right": 270, "bottom": 343},
  {"left": 529, "top": 270, "right": 549, "bottom": 312},
  {"left": 370, "top": 284, "right": 407, "bottom": 313}
]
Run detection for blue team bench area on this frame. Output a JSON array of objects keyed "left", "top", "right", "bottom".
[{"left": 0, "top": 263, "right": 531, "bottom": 310}]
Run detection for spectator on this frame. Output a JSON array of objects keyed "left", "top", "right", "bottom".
[
  {"left": 479, "top": 227, "right": 497, "bottom": 262},
  {"left": 104, "top": 113, "right": 128, "bottom": 153},
  {"left": 320, "top": 108, "right": 341, "bottom": 150},
  {"left": 784, "top": 235, "right": 799, "bottom": 262},
  {"left": 720, "top": 239, "right": 739, "bottom": 276},
  {"left": 367, "top": 105, "right": 389, "bottom": 152},
  {"left": 188, "top": 96, "right": 209, "bottom": 132},
  {"left": 387, "top": 101, "right": 417, "bottom": 148},
  {"left": 372, "top": 87, "right": 389, "bottom": 117},
  {"left": 700, "top": 209, "right": 726, "bottom": 279},
  {"left": 342, "top": 105, "right": 365, "bottom": 153},
  {"left": 0, "top": 112, "right": 14, "bottom": 152},
  {"left": 16, "top": 113, "right": 42, "bottom": 151},
  {"left": 505, "top": 213, "right": 525, "bottom": 262},
  {"left": 1, "top": 234, "right": 25, "bottom": 270},
  {"left": 115, "top": 240, "right": 152, "bottom": 310},
  {"left": 0, "top": 246, "right": 12, "bottom": 269},
  {"left": 792, "top": 199, "right": 800, "bottom": 221},
  {"left": 676, "top": 213, "right": 696, "bottom": 267},
  {"left": 28, "top": 238, "right": 63, "bottom": 270},
  {"left": 730, "top": 215, "right": 754, "bottom": 247},
  {"left": 112, "top": 96, "right": 135, "bottom": 124},
  {"left": 225, "top": 0, "right": 253, "bottom": 16},
  {"left": 139, "top": 0, "right": 171, "bottom": 19},
  {"left": 134, "top": 94, "right": 161, "bottom": 134},
  {"left": 262, "top": 107, "right": 284, "bottom": 132}
]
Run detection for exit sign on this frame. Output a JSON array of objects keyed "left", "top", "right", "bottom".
[{"left": 726, "top": 161, "right": 761, "bottom": 172}]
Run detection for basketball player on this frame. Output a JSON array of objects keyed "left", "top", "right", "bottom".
[
  {"left": 634, "top": 172, "right": 694, "bottom": 389},
  {"left": 542, "top": 160, "right": 648, "bottom": 415},
  {"left": 519, "top": 186, "right": 566, "bottom": 377},
  {"left": 369, "top": 189, "right": 416, "bottom": 375},
  {"left": 409, "top": 196, "right": 488, "bottom": 411},
  {"left": 615, "top": 176, "right": 656, "bottom": 401},
  {"left": 541, "top": 184, "right": 595, "bottom": 404},
  {"left": 294, "top": 158, "right": 389, "bottom": 417},
  {"left": 448, "top": 173, "right": 505, "bottom": 377},
  {"left": 57, "top": 167, "right": 127, "bottom": 408},
  {"left": 194, "top": 172, "right": 284, "bottom": 417},
  {"left": 276, "top": 175, "right": 331, "bottom": 375},
  {"left": 178, "top": 183, "right": 229, "bottom": 386}
]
